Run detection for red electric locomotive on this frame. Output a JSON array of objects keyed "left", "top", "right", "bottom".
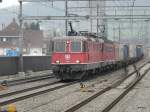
[{"left": 51, "top": 34, "right": 116, "bottom": 80}]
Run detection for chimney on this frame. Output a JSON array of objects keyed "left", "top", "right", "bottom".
[
  {"left": 13, "top": 18, "right": 16, "bottom": 23},
  {"left": 1, "top": 23, "right": 5, "bottom": 30}
]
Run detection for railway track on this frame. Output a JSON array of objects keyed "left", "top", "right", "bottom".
[
  {"left": 0, "top": 80, "right": 77, "bottom": 106},
  {"left": 0, "top": 61, "right": 147, "bottom": 109},
  {"left": 101, "top": 66, "right": 150, "bottom": 112},
  {"left": 0, "top": 61, "right": 134, "bottom": 107},
  {"left": 64, "top": 61, "right": 150, "bottom": 112},
  {"left": 0, "top": 74, "right": 55, "bottom": 86}
]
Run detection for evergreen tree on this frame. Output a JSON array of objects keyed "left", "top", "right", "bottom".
[
  {"left": 24, "top": 22, "right": 40, "bottom": 30},
  {"left": 24, "top": 22, "right": 29, "bottom": 30},
  {"left": 36, "top": 22, "right": 40, "bottom": 30},
  {"left": 30, "top": 22, "right": 36, "bottom": 30}
]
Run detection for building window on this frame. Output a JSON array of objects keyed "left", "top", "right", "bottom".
[
  {"left": 3, "top": 38, "right": 7, "bottom": 42},
  {"left": 0, "top": 37, "right": 8, "bottom": 42}
]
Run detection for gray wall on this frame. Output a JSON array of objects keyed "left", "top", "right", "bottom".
[
  {"left": 0, "top": 57, "right": 18, "bottom": 75},
  {"left": 0, "top": 56, "right": 51, "bottom": 76}
]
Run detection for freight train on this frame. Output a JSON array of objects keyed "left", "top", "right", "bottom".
[
  {"left": 51, "top": 23, "right": 144, "bottom": 80},
  {"left": 51, "top": 34, "right": 143, "bottom": 80}
]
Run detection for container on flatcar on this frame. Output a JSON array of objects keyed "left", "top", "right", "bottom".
[
  {"left": 136, "top": 45, "right": 143, "bottom": 58},
  {"left": 118, "top": 43, "right": 124, "bottom": 60},
  {"left": 123, "top": 44, "right": 129, "bottom": 60},
  {"left": 129, "top": 44, "right": 136, "bottom": 58},
  {"left": 144, "top": 47, "right": 150, "bottom": 57},
  {"left": 114, "top": 42, "right": 120, "bottom": 61}
]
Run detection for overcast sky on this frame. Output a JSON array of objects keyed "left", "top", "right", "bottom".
[
  {"left": 0, "top": 0, "right": 150, "bottom": 8},
  {"left": 0, "top": 0, "right": 150, "bottom": 41},
  {"left": 0, "top": 0, "right": 18, "bottom": 8}
]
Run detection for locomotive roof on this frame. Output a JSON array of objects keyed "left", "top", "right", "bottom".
[
  {"left": 53, "top": 36, "right": 87, "bottom": 40},
  {"left": 53, "top": 36, "right": 104, "bottom": 42}
]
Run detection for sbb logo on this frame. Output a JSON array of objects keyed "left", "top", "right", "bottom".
[{"left": 65, "top": 54, "right": 70, "bottom": 60}]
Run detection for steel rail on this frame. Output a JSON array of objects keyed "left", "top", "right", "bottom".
[
  {"left": 8, "top": 75, "right": 55, "bottom": 86},
  {"left": 0, "top": 81, "right": 77, "bottom": 106},
  {"left": 0, "top": 81, "right": 59, "bottom": 98},
  {"left": 1, "top": 75, "right": 55, "bottom": 86},
  {"left": 102, "top": 63, "right": 150, "bottom": 112},
  {"left": 64, "top": 62, "right": 148, "bottom": 112},
  {"left": 7, "top": 74, "right": 52, "bottom": 83}
]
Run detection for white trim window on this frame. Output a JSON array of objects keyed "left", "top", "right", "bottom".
[
  {"left": 3, "top": 38, "right": 7, "bottom": 42},
  {"left": 0, "top": 37, "right": 8, "bottom": 42}
]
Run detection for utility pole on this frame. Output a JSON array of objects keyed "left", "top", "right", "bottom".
[
  {"left": 144, "top": 19, "right": 149, "bottom": 45},
  {"left": 89, "top": 0, "right": 93, "bottom": 33},
  {"left": 18, "top": 0, "right": 24, "bottom": 74},
  {"left": 131, "top": 0, "right": 136, "bottom": 41},
  {"left": 113, "top": 25, "right": 115, "bottom": 41},
  {"left": 118, "top": 20, "right": 121, "bottom": 43},
  {"left": 97, "top": 3, "right": 99, "bottom": 35},
  {"left": 65, "top": 0, "right": 68, "bottom": 36}
]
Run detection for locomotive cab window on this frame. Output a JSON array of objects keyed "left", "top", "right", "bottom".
[
  {"left": 54, "top": 41, "right": 65, "bottom": 52},
  {"left": 83, "top": 41, "right": 88, "bottom": 52},
  {"left": 71, "top": 41, "right": 81, "bottom": 52}
]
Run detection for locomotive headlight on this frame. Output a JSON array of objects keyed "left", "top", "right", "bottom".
[
  {"left": 66, "top": 41, "right": 70, "bottom": 44},
  {"left": 76, "top": 60, "right": 80, "bottom": 63},
  {"left": 56, "top": 60, "right": 60, "bottom": 63}
]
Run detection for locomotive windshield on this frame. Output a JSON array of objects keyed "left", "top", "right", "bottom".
[
  {"left": 71, "top": 41, "right": 81, "bottom": 52},
  {"left": 54, "top": 41, "right": 65, "bottom": 52}
]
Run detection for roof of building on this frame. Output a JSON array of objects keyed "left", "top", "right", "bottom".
[
  {"left": 24, "top": 30, "right": 44, "bottom": 48},
  {"left": 0, "top": 18, "right": 19, "bottom": 36},
  {"left": 0, "top": 42, "right": 16, "bottom": 48},
  {"left": 0, "top": 18, "right": 44, "bottom": 48}
]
